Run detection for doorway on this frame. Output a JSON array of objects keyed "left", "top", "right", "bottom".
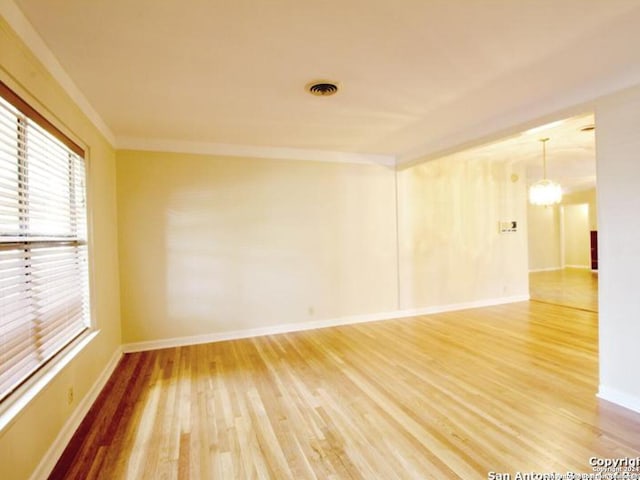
[{"left": 528, "top": 198, "right": 598, "bottom": 312}]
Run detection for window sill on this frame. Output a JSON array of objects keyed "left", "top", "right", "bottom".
[{"left": 0, "top": 329, "right": 100, "bottom": 434}]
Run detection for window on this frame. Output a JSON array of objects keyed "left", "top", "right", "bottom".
[{"left": 0, "top": 82, "right": 90, "bottom": 403}]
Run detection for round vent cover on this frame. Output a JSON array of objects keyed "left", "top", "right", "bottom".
[{"left": 306, "top": 81, "right": 339, "bottom": 96}]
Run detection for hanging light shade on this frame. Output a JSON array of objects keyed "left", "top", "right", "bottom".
[{"left": 529, "top": 137, "right": 562, "bottom": 206}]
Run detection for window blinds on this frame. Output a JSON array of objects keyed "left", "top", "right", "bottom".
[{"left": 0, "top": 86, "right": 89, "bottom": 403}]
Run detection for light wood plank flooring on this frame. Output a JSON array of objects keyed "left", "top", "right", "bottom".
[
  {"left": 530, "top": 268, "right": 598, "bottom": 312},
  {"left": 50, "top": 302, "right": 640, "bottom": 479}
]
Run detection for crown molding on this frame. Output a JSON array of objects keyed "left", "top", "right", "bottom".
[
  {"left": 1, "top": 0, "right": 116, "bottom": 146},
  {"left": 117, "top": 137, "right": 397, "bottom": 166}
]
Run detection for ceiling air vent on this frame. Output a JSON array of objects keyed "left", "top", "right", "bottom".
[{"left": 306, "top": 81, "right": 339, "bottom": 96}]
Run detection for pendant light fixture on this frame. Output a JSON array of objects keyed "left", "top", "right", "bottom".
[{"left": 529, "top": 137, "right": 562, "bottom": 206}]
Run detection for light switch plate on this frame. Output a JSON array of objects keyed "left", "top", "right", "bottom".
[{"left": 499, "top": 221, "right": 517, "bottom": 233}]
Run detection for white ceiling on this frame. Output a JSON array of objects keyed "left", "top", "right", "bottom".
[{"left": 7, "top": 0, "right": 640, "bottom": 166}]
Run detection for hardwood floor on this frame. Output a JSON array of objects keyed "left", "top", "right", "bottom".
[
  {"left": 529, "top": 267, "right": 598, "bottom": 312},
  {"left": 49, "top": 302, "right": 640, "bottom": 479}
]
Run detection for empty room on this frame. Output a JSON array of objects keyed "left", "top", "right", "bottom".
[{"left": 2, "top": 1, "right": 640, "bottom": 479}]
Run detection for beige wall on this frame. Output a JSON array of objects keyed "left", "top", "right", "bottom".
[
  {"left": 397, "top": 155, "right": 529, "bottom": 309},
  {"left": 563, "top": 188, "right": 597, "bottom": 230},
  {"left": 0, "top": 19, "right": 121, "bottom": 480},
  {"left": 562, "top": 203, "right": 591, "bottom": 267},
  {"left": 563, "top": 188, "right": 597, "bottom": 269},
  {"left": 527, "top": 188, "right": 597, "bottom": 271},
  {"left": 596, "top": 84, "right": 640, "bottom": 410},
  {"left": 527, "top": 204, "right": 562, "bottom": 271},
  {"left": 116, "top": 150, "right": 398, "bottom": 343}
]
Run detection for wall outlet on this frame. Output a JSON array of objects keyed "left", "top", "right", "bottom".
[{"left": 67, "top": 386, "right": 74, "bottom": 405}]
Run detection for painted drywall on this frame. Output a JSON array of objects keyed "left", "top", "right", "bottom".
[
  {"left": 0, "top": 18, "right": 121, "bottom": 480},
  {"left": 563, "top": 188, "right": 597, "bottom": 230},
  {"left": 527, "top": 204, "right": 562, "bottom": 271},
  {"left": 562, "top": 203, "right": 591, "bottom": 268},
  {"left": 595, "top": 84, "right": 640, "bottom": 411},
  {"left": 116, "top": 150, "right": 398, "bottom": 343},
  {"left": 527, "top": 188, "right": 597, "bottom": 272},
  {"left": 397, "top": 154, "right": 529, "bottom": 309}
]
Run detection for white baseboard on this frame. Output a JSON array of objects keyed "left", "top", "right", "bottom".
[
  {"left": 123, "top": 311, "right": 402, "bottom": 352},
  {"left": 30, "top": 347, "right": 123, "bottom": 480},
  {"left": 123, "top": 294, "right": 530, "bottom": 353},
  {"left": 530, "top": 266, "right": 593, "bottom": 272},
  {"left": 597, "top": 386, "right": 640, "bottom": 414},
  {"left": 396, "top": 294, "right": 530, "bottom": 318}
]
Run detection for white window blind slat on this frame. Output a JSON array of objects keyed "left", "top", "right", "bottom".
[
  {"left": 0, "top": 84, "right": 90, "bottom": 403},
  {"left": 0, "top": 306, "right": 84, "bottom": 342},
  {"left": 0, "top": 309, "right": 36, "bottom": 330},
  {"left": 0, "top": 327, "right": 85, "bottom": 393},
  {"left": 0, "top": 292, "right": 31, "bottom": 311}
]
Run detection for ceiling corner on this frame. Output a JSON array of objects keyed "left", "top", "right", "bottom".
[{"left": 1, "top": 0, "right": 116, "bottom": 146}]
